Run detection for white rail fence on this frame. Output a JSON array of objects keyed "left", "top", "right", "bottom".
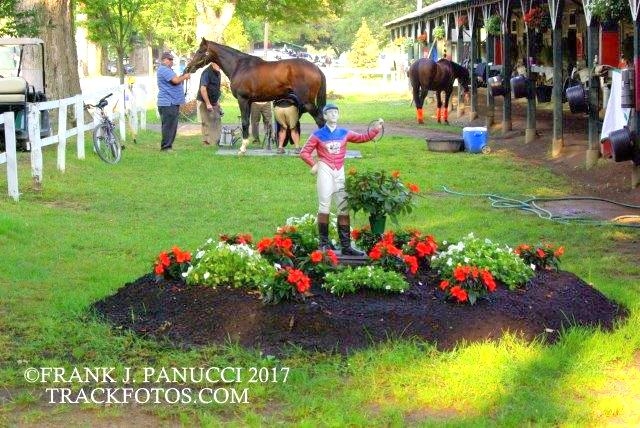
[
  {"left": 0, "top": 111, "right": 19, "bottom": 200},
  {"left": 2, "top": 83, "right": 148, "bottom": 200}
]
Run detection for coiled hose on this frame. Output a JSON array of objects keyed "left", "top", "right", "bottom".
[{"left": 442, "top": 186, "right": 640, "bottom": 228}]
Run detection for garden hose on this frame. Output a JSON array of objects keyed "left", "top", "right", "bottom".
[{"left": 441, "top": 186, "right": 640, "bottom": 228}]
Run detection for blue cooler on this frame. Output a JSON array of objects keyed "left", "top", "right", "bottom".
[{"left": 462, "top": 127, "right": 488, "bottom": 153}]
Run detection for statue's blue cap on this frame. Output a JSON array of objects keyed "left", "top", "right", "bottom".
[{"left": 322, "top": 104, "right": 339, "bottom": 114}]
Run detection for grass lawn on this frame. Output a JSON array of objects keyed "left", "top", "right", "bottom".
[{"left": 1, "top": 93, "right": 639, "bottom": 426}]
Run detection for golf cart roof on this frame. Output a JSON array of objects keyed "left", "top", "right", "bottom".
[{"left": 0, "top": 38, "right": 45, "bottom": 46}]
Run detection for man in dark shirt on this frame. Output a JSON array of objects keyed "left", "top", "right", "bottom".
[{"left": 197, "top": 62, "right": 222, "bottom": 146}]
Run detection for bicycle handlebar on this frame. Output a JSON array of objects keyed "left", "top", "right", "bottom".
[{"left": 86, "top": 93, "right": 113, "bottom": 110}]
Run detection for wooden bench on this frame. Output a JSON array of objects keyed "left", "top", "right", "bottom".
[{"left": 0, "top": 77, "right": 27, "bottom": 103}]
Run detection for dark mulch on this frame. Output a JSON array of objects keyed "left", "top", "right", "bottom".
[{"left": 93, "top": 270, "right": 628, "bottom": 356}]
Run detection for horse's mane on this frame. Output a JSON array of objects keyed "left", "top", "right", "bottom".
[{"left": 206, "top": 39, "right": 265, "bottom": 63}]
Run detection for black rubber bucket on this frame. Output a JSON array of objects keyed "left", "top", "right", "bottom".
[
  {"left": 621, "top": 68, "right": 635, "bottom": 109},
  {"left": 566, "top": 84, "right": 588, "bottom": 113},
  {"left": 510, "top": 75, "right": 528, "bottom": 98},
  {"left": 608, "top": 127, "right": 635, "bottom": 162},
  {"left": 488, "top": 76, "right": 504, "bottom": 97},
  {"left": 536, "top": 85, "right": 552, "bottom": 103}
]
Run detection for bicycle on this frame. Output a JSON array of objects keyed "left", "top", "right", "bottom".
[
  {"left": 86, "top": 93, "right": 122, "bottom": 164},
  {"left": 219, "top": 125, "right": 242, "bottom": 148}
]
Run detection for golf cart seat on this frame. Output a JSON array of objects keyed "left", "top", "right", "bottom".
[{"left": 0, "top": 77, "right": 28, "bottom": 103}]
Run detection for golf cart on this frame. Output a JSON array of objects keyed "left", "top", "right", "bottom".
[{"left": 0, "top": 37, "right": 51, "bottom": 151}]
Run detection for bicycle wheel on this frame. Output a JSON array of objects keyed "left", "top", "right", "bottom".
[{"left": 93, "top": 123, "right": 122, "bottom": 164}]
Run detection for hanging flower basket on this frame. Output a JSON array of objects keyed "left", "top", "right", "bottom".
[
  {"left": 417, "top": 33, "right": 428, "bottom": 46},
  {"left": 457, "top": 15, "right": 468, "bottom": 27},
  {"left": 432, "top": 26, "right": 446, "bottom": 41},
  {"left": 485, "top": 15, "right": 502, "bottom": 36},
  {"left": 588, "top": 0, "right": 631, "bottom": 23},
  {"left": 523, "top": 7, "right": 551, "bottom": 31}
]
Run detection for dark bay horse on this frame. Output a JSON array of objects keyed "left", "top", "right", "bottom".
[
  {"left": 184, "top": 38, "right": 327, "bottom": 153},
  {"left": 408, "top": 58, "right": 470, "bottom": 124}
]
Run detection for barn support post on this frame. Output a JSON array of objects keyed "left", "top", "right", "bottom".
[
  {"left": 550, "top": 0, "right": 564, "bottom": 157},
  {"left": 469, "top": 8, "right": 478, "bottom": 120},
  {"left": 520, "top": 0, "right": 537, "bottom": 143},
  {"left": 482, "top": 5, "right": 495, "bottom": 127},
  {"left": 501, "top": 1, "right": 513, "bottom": 133},
  {"left": 586, "top": 17, "right": 600, "bottom": 168},
  {"left": 456, "top": 11, "right": 465, "bottom": 117},
  {"left": 633, "top": 18, "right": 640, "bottom": 187}
]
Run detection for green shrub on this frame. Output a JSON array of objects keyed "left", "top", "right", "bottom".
[
  {"left": 431, "top": 233, "right": 534, "bottom": 289},
  {"left": 322, "top": 265, "right": 409, "bottom": 296},
  {"left": 185, "top": 239, "right": 274, "bottom": 288}
]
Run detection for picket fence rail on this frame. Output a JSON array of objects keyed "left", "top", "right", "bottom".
[{"left": 1, "top": 83, "right": 148, "bottom": 200}]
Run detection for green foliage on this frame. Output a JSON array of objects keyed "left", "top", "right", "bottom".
[
  {"left": 284, "top": 213, "right": 338, "bottom": 253},
  {"left": 185, "top": 239, "right": 274, "bottom": 288},
  {"left": 152, "top": 246, "right": 192, "bottom": 281},
  {"left": 138, "top": 0, "right": 197, "bottom": 56},
  {"left": 432, "top": 25, "right": 445, "bottom": 41},
  {"left": 588, "top": 0, "right": 631, "bottom": 22},
  {"left": 345, "top": 168, "right": 419, "bottom": 225},
  {"left": 323, "top": 265, "right": 409, "bottom": 296},
  {"left": 0, "top": 0, "right": 39, "bottom": 37},
  {"left": 432, "top": 233, "right": 534, "bottom": 289},
  {"left": 515, "top": 243, "right": 564, "bottom": 272},
  {"left": 485, "top": 15, "right": 502, "bottom": 36},
  {"left": 223, "top": 16, "right": 250, "bottom": 51},
  {"left": 348, "top": 19, "right": 379, "bottom": 68},
  {"left": 260, "top": 266, "right": 311, "bottom": 304}
]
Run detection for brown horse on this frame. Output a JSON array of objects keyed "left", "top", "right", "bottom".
[
  {"left": 184, "top": 38, "right": 326, "bottom": 153},
  {"left": 408, "top": 58, "right": 470, "bottom": 124}
]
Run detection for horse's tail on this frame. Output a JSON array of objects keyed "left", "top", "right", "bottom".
[
  {"left": 315, "top": 70, "right": 327, "bottom": 127},
  {"left": 317, "top": 71, "right": 327, "bottom": 111}
]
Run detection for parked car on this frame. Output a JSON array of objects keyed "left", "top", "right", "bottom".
[{"left": 107, "top": 60, "right": 135, "bottom": 75}]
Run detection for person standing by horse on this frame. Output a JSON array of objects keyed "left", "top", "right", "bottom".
[
  {"left": 250, "top": 101, "right": 272, "bottom": 144},
  {"left": 156, "top": 51, "right": 191, "bottom": 151},
  {"left": 299, "top": 104, "right": 384, "bottom": 256},
  {"left": 273, "top": 95, "right": 301, "bottom": 154},
  {"left": 197, "top": 62, "right": 222, "bottom": 146}
]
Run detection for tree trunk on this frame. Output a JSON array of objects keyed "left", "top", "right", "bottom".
[
  {"left": 195, "top": 1, "right": 236, "bottom": 42},
  {"left": 17, "top": 0, "right": 81, "bottom": 100}
]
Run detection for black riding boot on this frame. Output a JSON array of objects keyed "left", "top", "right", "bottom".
[
  {"left": 318, "top": 221, "right": 335, "bottom": 251},
  {"left": 338, "top": 223, "right": 365, "bottom": 256}
]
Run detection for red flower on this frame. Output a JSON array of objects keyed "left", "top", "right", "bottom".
[
  {"left": 310, "top": 250, "right": 323, "bottom": 263},
  {"left": 480, "top": 269, "right": 497, "bottom": 292},
  {"left": 450, "top": 285, "right": 468, "bottom": 302},
  {"left": 159, "top": 251, "right": 171, "bottom": 267},
  {"left": 407, "top": 183, "right": 420, "bottom": 193},
  {"left": 326, "top": 249, "right": 338, "bottom": 265},
  {"left": 439, "top": 280, "right": 450, "bottom": 290},
  {"left": 453, "top": 266, "right": 468, "bottom": 282},
  {"left": 369, "top": 246, "right": 382, "bottom": 260},
  {"left": 257, "top": 238, "right": 273, "bottom": 253},
  {"left": 351, "top": 228, "right": 361, "bottom": 240},
  {"left": 172, "top": 246, "right": 191, "bottom": 263},
  {"left": 154, "top": 263, "right": 165, "bottom": 275},
  {"left": 536, "top": 248, "right": 546, "bottom": 258},
  {"left": 554, "top": 246, "right": 564, "bottom": 257},
  {"left": 403, "top": 255, "right": 418, "bottom": 274},
  {"left": 391, "top": 170, "right": 400, "bottom": 179}
]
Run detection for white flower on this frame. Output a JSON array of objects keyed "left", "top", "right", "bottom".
[
  {"left": 464, "top": 257, "right": 470, "bottom": 263},
  {"left": 530, "top": 264, "right": 536, "bottom": 270},
  {"left": 204, "top": 271, "right": 210, "bottom": 279},
  {"left": 443, "top": 240, "right": 448, "bottom": 245},
  {"left": 446, "top": 258, "right": 453, "bottom": 266},
  {"left": 274, "top": 263, "right": 282, "bottom": 270},
  {"left": 195, "top": 250, "right": 205, "bottom": 259},
  {"left": 385, "top": 285, "right": 391, "bottom": 290},
  {"left": 206, "top": 238, "right": 213, "bottom": 244}
]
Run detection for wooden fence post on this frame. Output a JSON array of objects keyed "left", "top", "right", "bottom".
[{"left": 1, "top": 111, "right": 19, "bottom": 200}]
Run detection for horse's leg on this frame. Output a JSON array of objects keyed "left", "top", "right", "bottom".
[
  {"left": 443, "top": 90, "right": 451, "bottom": 124},
  {"left": 412, "top": 83, "right": 424, "bottom": 124},
  {"left": 237, "top": 99, "right": 251, "bottom": 154},
  {"left": 435, "top": 91, "right": 443, "bottom": 123}
]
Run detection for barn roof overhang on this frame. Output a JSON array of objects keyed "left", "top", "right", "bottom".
[{"left": 383, "top": 0, "right": 500, "bottom": 27}]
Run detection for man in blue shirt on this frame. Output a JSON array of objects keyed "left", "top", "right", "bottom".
[{"left": 156, "top": 51, "right": 191, "bottom": 151}]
